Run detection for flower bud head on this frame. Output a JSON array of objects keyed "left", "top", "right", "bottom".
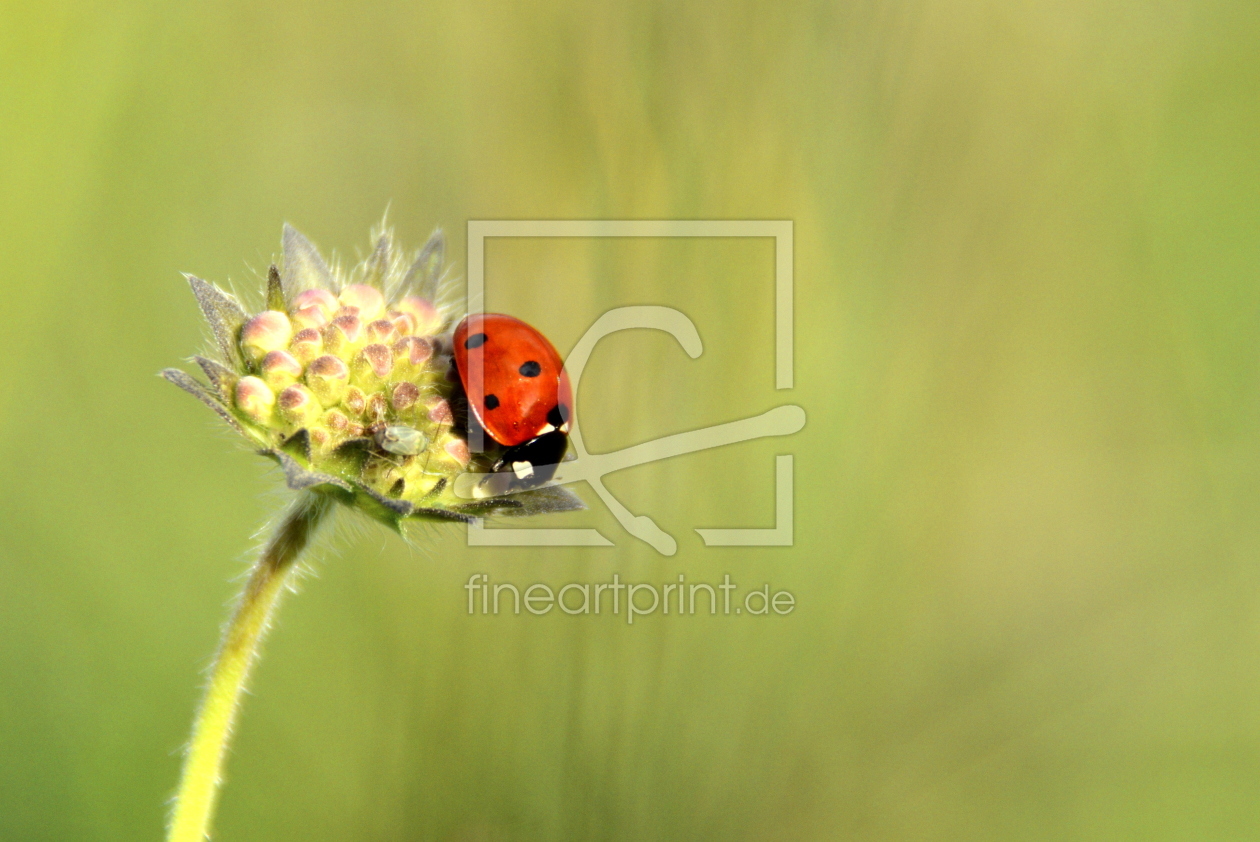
[
  {"left": 292, "top": 306, "right": 330, "bottom": 330},
  {"left": 165, "top": 224, "right": 585, "bottom": 529},
  {"left": 324, "top": 409, "right": 350, "bottom": 433}
]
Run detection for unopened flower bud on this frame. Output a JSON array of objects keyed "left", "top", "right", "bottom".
[
  {"left": 364, "top": 392, "right": 388, "bottom": 422},
  {"left": 392, "top": 336, "right": 432, "bottom": 377},
  {"left": 343, "top": 386, "right": 367, "bottom": 417},
  {"left": 338, "top": 284, "right": 385, "bottom": 321},
  {"left": 396, "top": 296, "right": 440, "bottom": 336},
  {"left": 426, "top": 397, "right": 453, "bottom": 425},
  {"left": 291, "top": 306, "right": 330, "bottom": 330},
  {"left": 365, "top": 319, "right": 399, "bottom": 344},
  {"left": 354, "top": 343, "right": 394, "bottom": 383},
  {"left": 391, "top": 381, "right": 420, "bottom": 412},
  {"left": 234, "top": 376, "right": 275, "bottom": 423},
  {"left": 443, "top": 438, "right": 471, "bottom": 467},
  {"left": 291, "top": 289, "right": 338, "bottom": 331},
  {"left": 324, "top": 409, "right": 350, "bottom": 433},
  {"left": 240, "top": 311, "right": 293, "bottom": 363},
  {"left": 306, "top": 355, "right": 349, "bottom": 406},
  {"left": 261, "top": 350, "right": 303, "bottom": 388},
  {"left": 277, "top": 384, "right": 317, "bottom": 425},
  {"left": 323, "top": 314, "right": 362, "bottom": 355},
  {"left": 389, "top": 311, "right": 417, "bottom": 336},
  {"left": 290, "top": 328, "right": 323, "bottom": 363}
]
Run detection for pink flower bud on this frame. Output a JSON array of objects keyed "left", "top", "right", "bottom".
[
  {"left": 364, "top": 392, "right": 388, "bottom": 422},
  {"left": 261, "top": 350, "right": 303, "bottom": 388},
  {"left": 322, "top": 314, "right": 362, "bottom": 354},
  {"left": 240, "top": 311, "right": 293, "bottom": 363},
  {"left": 291, "top": 306, "right": 331, "bottom": 330},
  {"left": 389, "top": 310, "right": 417, "bottom": 336},
  {"left": 290, "top": 328, "right": 323, "bottom": 363},
  {"left": 355, "top": 343, "right": 394, "bottom": 381},
  {"left": 338, "top": 284, "right": 385, "bottom": 321},
  {"left": 234, "top": 376, "right": 276, "bottom": 423},
  {"left": 443, "top": 439, "right": 470, "bottom": 467},
  {"left": 291, "top": 288, "right": 338, "bottom": 319},
  {"left": 366, "top": 319, "right": 399, "bottom": 344},
  {"left": 277, "top": 384, "right": 317, "bottom": 424},
  {"left": 343, "top": 386, "right": 367, "bottom": 417},
  {"left": 426, "top": 397, "right": 453, "bottom": 425},
  {"left": 392, "top": 336, "right": 433, "bottom": 372},
  {"left": 395, "top": 296, "right": 440, "bottom": 335},
  {"left": 306, "top": 355, "right": 350, "bottom": 406},
  {"left": 324, "top": 410, "right": 350, "bottom": 432},
  {"left": 391, "top": 381, "right": 420, "bottom": 411}
]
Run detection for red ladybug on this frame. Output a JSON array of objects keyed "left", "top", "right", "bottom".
[{"left": 453, "top": 314, "right": 571, "bottom": 491}]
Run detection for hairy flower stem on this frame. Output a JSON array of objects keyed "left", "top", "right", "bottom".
[{"left": 167, "top": 491, "right": 334, "bottom": 842}]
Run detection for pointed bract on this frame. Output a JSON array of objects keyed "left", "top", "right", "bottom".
[
  {"left": 265, "top": 264, "right": 286, "bottom": 311},
  {"left": 359, "top": 233, "right": 392, "bottom": 290},
  {"left": 187, "top": 275, "right": 247, "bottom": 367},
  {"left": 281, "top": 224, "right": 336, "bottom": 295},
  {"left": 401, "top": 228, "right": 445, "bottom": 301},
  {"left": 263, "top": 448, "right": 352, "bottom": 493},
  {"left": 162, "top": 368, "right": 247, "bottom": 435},
  {"left": 193, "top": 355, "right": 240, "bottom": 401}
]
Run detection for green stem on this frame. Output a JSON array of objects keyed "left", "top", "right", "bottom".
[{"left": 167, "top": 491, "right": 334, "bottom": 842}]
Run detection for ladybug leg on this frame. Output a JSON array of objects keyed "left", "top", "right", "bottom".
[{"left": 491, "top": 431, "right": 569, "bottom": 491}]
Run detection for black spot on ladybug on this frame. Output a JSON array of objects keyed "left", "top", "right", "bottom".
[
  {"left": 465, "top": 332, "right": 488, "bottom": 349},
  {"left": 547, "top": 404, "right": 569, "bottom": 428},
  {"left": 519, "top": 360, "right": 541, "bottom": 377},
  {"left": 485, "top": 394, "right": 500, "bottom": 411}
]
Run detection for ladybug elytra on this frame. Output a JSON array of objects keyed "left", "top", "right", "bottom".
[{"left": 453, "top": 313, "right": 572, "bottom": 493}]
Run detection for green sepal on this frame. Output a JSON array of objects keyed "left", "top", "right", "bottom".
[
  {"left": 359, "top": 234, "right": 391, "bottom": 290},
  {"left": 281, "top": 224, "right": 336, "bottom": 295},
  {"left": 265, "top": 264, "right": 285, "bottom": 311},
  {"left": 185, "top": 276, "right": 247, "bottom": 368},
  {"left": 161, "top": 368, "right": 246, "bottom": 436},
  {"left": 193, "top": 356, "right": 239, "bottom": 402},
  {"left": 260, "top": 448, "right": 353, "bottom": 494},
  {"left": 400, "top": 228, "right": 445, "bottom": 301}
]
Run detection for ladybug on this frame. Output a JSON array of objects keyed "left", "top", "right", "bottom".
[{"left": 452, "top": 313, "right": 572, "bottom": 493}]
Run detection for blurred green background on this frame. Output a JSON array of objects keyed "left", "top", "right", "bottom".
[{"left": 3, "top": 1, "right": 1259, "bottom": 839}]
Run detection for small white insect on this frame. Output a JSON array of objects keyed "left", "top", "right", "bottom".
[{"left": 375, "top": 425, "right": 427, "bottom": 456}]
